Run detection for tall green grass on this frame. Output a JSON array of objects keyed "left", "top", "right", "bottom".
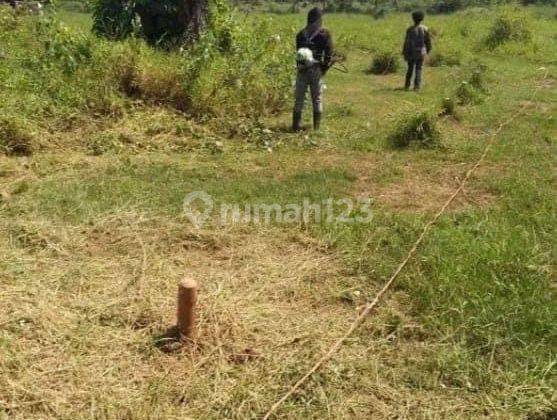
[{"left": 0, "top": 4, "right": 293, "bottom": 143}]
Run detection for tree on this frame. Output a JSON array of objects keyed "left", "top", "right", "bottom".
[
  {"left": 177, "top": 0, "right": 209, "bottom": 41},
  {"left": 93, "top": 0, "right": 210, "bottom": 46}
]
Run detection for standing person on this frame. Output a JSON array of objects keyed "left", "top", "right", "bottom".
[
  {"left": 293, "top": 7, "right": 333, "bottom": 131},
  {"left": 402, "top": 11, "right": 432, "bottom": 91}
]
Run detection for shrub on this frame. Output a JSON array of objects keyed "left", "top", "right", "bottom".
[
  {"left": 137, "top": 64, "right": 191, "bottom": 111},
  {"left": 369, "top": 6, "right": 389, "bottom": 19},
  {"left": 440, "top": 97, "right": 458, "bottom": 118},
  {"left": 456, "top": 81, "right": 482, "bottom": 105},
  {"left": 460, "top": 25, "right": 471, "bottom": 38},
  {"left": 455, "top": 62, "right": 489, "bottom": 105},
  {"left": 96, "top": 3, "right": 290, "bottom": 121},
  {"left": 38, "top": 18, "right": 94, "bottom": 74},
  {"left": 441, "top": 98, "right": 456, "bottom": 115},
  {"left": 0, "top": 118, "right": 34, "bottom": 156},
  {"left": 101, "top": 42, "right": 191, "bottom": 112},
  {"left": 468, "top": 62, "right": 489, "bottom": 92},
  {"left": 389, "top": 111, "right": 441, "bottom": 149},
  {"left": 93, "top": 0, "right": 211, "bottom": 46},
  {"left": 369, "top": 51, "right": 399, "bottom": 75},
  {"left": 485, "top": 10, "right": 532, "bottom": 49},
  {"left": 177, "top": 17, "right": 291, "bottom": 120}
]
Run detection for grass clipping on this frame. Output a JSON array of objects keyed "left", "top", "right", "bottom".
[{"left": 389, "top": 111, "right": 441, "bottom": 149}]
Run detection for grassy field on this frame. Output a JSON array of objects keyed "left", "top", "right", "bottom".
[{"left": 1, "top": 4, "right": 556, "bottom": 419}]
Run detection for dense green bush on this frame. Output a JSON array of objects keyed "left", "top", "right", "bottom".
[
  {"left": 0, "top": 6, "right": 291, "bottom": 137},
  {"left": 178, "top": 16, "right": 291, "bottom": 119},
  {"left": 468, "top": 62, "right": 489, "bottom": 92},
  {"left": 485, "top": 9, "right": 532, "bottom": 49},
  {"left": 38, "top": 17, "right": 94, "bottom": 74}
]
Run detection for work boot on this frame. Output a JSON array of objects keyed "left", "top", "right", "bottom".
[
  {"left": 293, "top": 112, "right": 302, "bottom": 132},
  {"left": 313, "top": 112, "right": 322, "bottom": 131}
]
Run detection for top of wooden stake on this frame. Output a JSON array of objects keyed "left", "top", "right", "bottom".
[{"left": 180, "top": 276, "right": 198, "bottom": 289}]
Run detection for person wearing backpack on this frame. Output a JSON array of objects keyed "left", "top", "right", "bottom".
[
  {"left": 402, "top": 11, "right": 432, "bottom": 91},
  {"left": 293, "top": 7, "right": 333, "bottom": 131}
]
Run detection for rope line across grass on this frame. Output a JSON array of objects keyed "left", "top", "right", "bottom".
[{"left": 262, "top": 71, "right": 548, "bottom": 420}]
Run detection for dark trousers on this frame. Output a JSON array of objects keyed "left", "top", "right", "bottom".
[
  {"left": 294, "top": 65, "right": 323, "bottom": 114},
  {"left": 405, "top": 58, "right": 424, "bottom": 89}
]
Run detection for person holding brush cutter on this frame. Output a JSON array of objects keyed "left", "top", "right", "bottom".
[{"left": 293, "top": 7, "right": 334, "bottom": 131}]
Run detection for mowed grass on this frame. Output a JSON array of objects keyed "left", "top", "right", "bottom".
[{"left": 1, "top": 5, "right": 556, "bottom": 419}]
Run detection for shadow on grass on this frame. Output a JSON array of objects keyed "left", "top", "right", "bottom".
[{"left": 153, "top": 325, "right": 183, "bottom": 353}]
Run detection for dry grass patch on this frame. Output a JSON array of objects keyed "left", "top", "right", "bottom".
[
  {"left": 2, "top": 208, "right": 529, "bottom": 419},
  {"left": 27, "top": 108, "right": 222, "bottom": 155},
  {"left": 535, "top": 76, "right": 555, "bottom": 90},
  {"left": 0, "top": 213, "right": 362, "bottom": 418}
]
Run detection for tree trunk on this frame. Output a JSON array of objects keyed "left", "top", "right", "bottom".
[{"left": 177, "top": 0, "right": 209, "bottom": 42}]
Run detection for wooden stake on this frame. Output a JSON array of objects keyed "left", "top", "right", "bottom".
[{"left": 177, "top": 276, "right": 197, "bottom": 342}]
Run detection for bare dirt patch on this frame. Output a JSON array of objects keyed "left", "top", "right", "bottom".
[
  {"left": 352, "top": 160, "right": 497, "bottom": 213},
  {"left": 535, "top": 76, "right": 555, "bottom": 90},
  {"left": 519, "top": 100, "right": 554, "bottom": 115}
]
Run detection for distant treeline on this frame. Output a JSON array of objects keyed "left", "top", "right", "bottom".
[
  {"left": 57, "top": 0, "right": 556, "bottom": 16},
  {"left": 243, "top": 0, "right": 556, "bottom": 14}
]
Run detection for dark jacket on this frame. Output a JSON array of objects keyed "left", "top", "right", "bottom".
[
  {"left": 296, "top": 28, "right": 333, "bottom": 71},
  {"left": 403, "top": 24, "right": 432, "bottom": 61}
]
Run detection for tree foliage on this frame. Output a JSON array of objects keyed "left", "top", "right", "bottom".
[{"left": 92, "top": 0, "right": 209, "bottom": 45}]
